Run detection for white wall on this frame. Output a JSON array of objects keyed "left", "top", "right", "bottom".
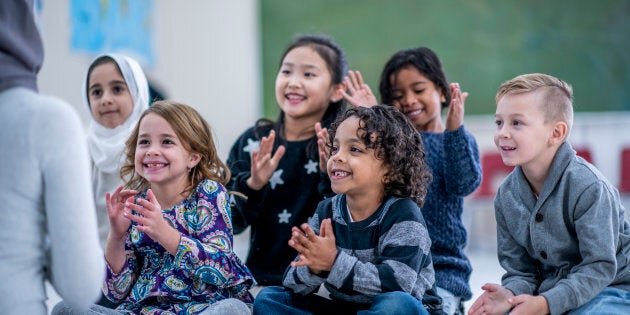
[{"left": 37, "top": 0, "right": 261, "bottom": 161}]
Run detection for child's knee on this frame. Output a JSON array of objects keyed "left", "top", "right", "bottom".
[
  {"left": 253, "top": 286, "right": 291, "bottom": 306},
  {"left": 370, "top": 291, "right": 426, "bottom": 314}
]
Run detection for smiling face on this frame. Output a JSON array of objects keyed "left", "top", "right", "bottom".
[
  {"left": 275, "top": 46, "right": 341, "bottom": 127},
  {"left": 88, "top": 61, "right": 134, "bottom": 128},
  {"left": 134, "top": 113, "right": 200, "bottom": 191},
  {"left": 494, "top": 91, "right": 561, "bottom": 173},
  {"left": 327, "top": 116, "right": 388, "bottom": 202},
  {"left": 390, "top": 66, "right": 446, "bottom": 132}
]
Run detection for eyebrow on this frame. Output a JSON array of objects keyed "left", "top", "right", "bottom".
[
  {"left": 88, "top": 80, "right": 127, "bottom": 91},
  {"left": 138, "top": 133, "right": 177, "bottom": 139},
  {"left": 281, "top": 62, "right": 320, "bottom": 71}
]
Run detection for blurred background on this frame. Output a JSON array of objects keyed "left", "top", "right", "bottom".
[{"left": 35, "top": 0, "right": 630, "bottom": 312}]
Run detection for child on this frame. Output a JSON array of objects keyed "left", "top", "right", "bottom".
[
  {"left": 0, "top": 0, "right": 104, "bottom": 312},
  {"left": 468, "top": 73, "right": 630, "bottom": 315},
  {"left": 342, "top": 47, "right": 482, "bottom": 314},
  {"left": 254, "top": 105, "right": 444, "bottom": 314},
  {"left": 53, "top": 101, "right": 255, "bottom": 315},
  {"left": 83, "top": 53, "right": 150, "bottom": 248},
  {"left": 227, "top": 34, "right": 347, "bottom": 286}
]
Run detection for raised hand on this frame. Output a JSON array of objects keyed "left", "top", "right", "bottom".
[
  {"left": 246, "top": 130, "right": 286, "bottom": 190},
  {"left": 467, "top": 283, "right": 514, "bottom": 315},
  {"left": 340, "top": 70, "right": 378, "bottom": 108},
  {"left": 105, "top": 185, "right": 138, "bottom": 239},
  {"left": 288, "top": 218, "right": 337, "bottom": 275},
  {"left": 315, "top": 122, "right": 329, "bottom": 173},
  {"left": 124, "top": 189, "right": 181, "bottom": 254},
  {"left": 445, "top": 82, "right": 469, "bottom": 131}
]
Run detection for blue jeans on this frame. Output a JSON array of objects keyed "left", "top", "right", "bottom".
[
  {"left": 568, "top": 287, "right": 630, "bottom": 314},
  {"left": 253, "top": 286, "right": 429, "bottom": 315}
]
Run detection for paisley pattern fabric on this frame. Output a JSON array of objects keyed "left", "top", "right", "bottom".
[{"left": 103, "top": 179, "right": 255, "bottom": 314}]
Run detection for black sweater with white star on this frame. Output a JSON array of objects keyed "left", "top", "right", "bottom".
[{"left": 227, "top": 126, "right": 332, "bottom": 285}]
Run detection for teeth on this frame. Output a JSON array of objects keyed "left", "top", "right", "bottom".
[
  {"left": 287, "top": 94, "right": 304, "bottom": 100},
  {"left": 334, "top": 171, "right": 349, "bottom": 177},
  {"left": 146, "top": 163, "right": 166, "bottom": 168}
]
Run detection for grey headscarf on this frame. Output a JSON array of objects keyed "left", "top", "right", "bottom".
[{"left": 0, "top": 0, "right": 43, "bottom": 93}]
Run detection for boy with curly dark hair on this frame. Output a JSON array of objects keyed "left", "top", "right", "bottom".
[{"left": 254, "top": 105, "right": 444, "bottom": 314}]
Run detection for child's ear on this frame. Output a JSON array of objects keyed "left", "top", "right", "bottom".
[
  {"left": 330, "top": 82, "right": 347, "bottom": 103},
  {"left": 550, "top": 121, "right": 568, "bottom": 144},
  {"left": 188, "top": 152, "right": 202, "bottom": 169}
]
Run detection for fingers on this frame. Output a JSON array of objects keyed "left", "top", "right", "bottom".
[
  {"left": 320, "top": 218, "right": 333, "bottom": 238},
  {"left": 481, "top": 283, "right": 501, "bottom": 292},
  {"left": 299, "top": 223, "right": 317, "bottom": 240},
  {"left": 146, "top": 189, "right": 161, "bottom": 210},
  {"left": 507, "top": 294, "right": 527, "bottom": 306},
  {"left": 271, "top": 145, "right": 286, "bottom": 165},
  {"left": 290, "top": 255, "right": 309, "bottom": 267}
]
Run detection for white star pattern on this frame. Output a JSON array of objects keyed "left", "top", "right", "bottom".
[
  {"left": 242, "top": 138, "right": 260, "bottom": 155},
  {"left": 304, "top": 159, "right": 318, "bottom": 174},
  {"left": 278, "top": 209, "right": 292, "bottom": 224},
  {"left": 269, "top": 169, "right": 284, "bottom": 189}
]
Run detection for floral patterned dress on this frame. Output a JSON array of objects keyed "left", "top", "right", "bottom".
[{"left": 103, "top": 179, "right": 255, "bottom": 314}]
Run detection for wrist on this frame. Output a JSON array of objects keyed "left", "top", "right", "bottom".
[{"left": 246, "top": 177, "right": 264, "bottom": 191}]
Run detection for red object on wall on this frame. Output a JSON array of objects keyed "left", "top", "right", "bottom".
[{"left": 575, "top": 147, "right": 593, "bottom": 164}]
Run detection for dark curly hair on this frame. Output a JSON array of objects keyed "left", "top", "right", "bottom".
[
  {"left": 378, "top": 47, "right": 451, "bottom": 109},
  {"left": 327, "top": 105, "right": 432, "bottom": 207}
]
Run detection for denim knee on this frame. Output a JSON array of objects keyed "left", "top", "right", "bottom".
[
  {"left": 253, "top": 286, "right": 299, "bottom": 315},
  {"left": 362, "top": 291, "right": 428, "bottom": 315}
]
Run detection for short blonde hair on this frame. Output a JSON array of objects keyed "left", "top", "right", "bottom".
[{"left": 496, "top": 73, "right": 574, "bottom": 134}]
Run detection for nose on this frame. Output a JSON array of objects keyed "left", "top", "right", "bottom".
[
  {"left": 402, "top": 93, "right": 416, "bottom": 108},
  {"left": 100, "top": 90, "right": 114, "bottom": 106},
  {"left": 288, "top": 74, "right": 301, "bottom": 88},
  {"left": 495, "top": 124, "right": 510, "bottom": 139},
  {"left": 331, "top": 149, "right": 345, "bottom": 163},
  {"left": 145, "top": 145, "right": 159, "bottom": 156}
]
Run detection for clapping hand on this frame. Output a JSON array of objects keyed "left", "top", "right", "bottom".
[
  {"left": 340, "top": 70, "right": 378, "bottom": 108},
  {"left": 247, "top": 130, "right": 286, "bottom": 190},
  {"left": 315, "top": 122, "right": 329, "bottom": 173},
  {"left": 106, "top": 185, "right": 138, "bottom": 239},
  {"left": 288, "top": 218, "right": 338, "bottom": 275},
  {"left": 445, "top": 82, "right": 469, "bottom": 131}
]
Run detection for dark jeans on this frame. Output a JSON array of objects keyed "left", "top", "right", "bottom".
[{"left": 253, "top": 286, "right": 429, "bottom": 315}]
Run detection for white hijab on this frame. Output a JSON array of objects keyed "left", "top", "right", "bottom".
[{"left": 83, "top": 54, "right": 150, "bottom": 174}]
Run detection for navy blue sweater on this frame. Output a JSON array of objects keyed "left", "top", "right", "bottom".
[{"left": 420, "top": 126, "right": 481, "bottom": 300}]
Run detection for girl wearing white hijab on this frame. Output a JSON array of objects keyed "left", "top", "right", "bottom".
[{"left": 83, "top": 54, "right": 149, "bottom": 247}]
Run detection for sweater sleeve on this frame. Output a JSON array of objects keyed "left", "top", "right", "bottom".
[
  {"left": 442, "top": 126, "right": 482, "bottom": 196},
  {"left": 40, "top": 97, "right": 105, "bottom": 309},
  {"left": 103, "top": 241, "right": 140, "bottom": 302},
  {"left": 226, "top": 128, "right": 269, "bottom": 234}
]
